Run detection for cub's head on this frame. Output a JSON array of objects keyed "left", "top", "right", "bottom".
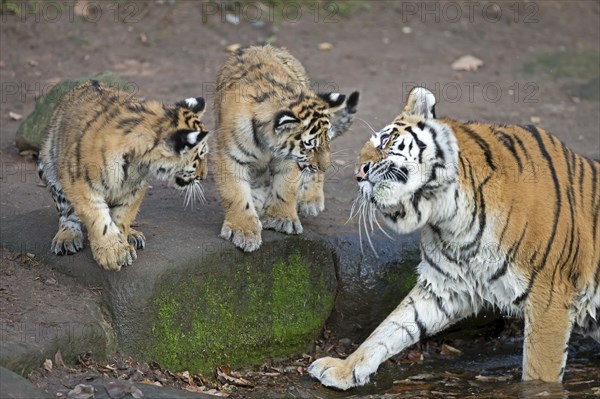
[
  {"left": 148, "top": 97, "right": 209, "bottom": 189},
  {"left": 355, "top": 88, "right": 458, "bottom": 233},
  {"left": 274, "top": 91, "right": 359, "bottom": 172}
]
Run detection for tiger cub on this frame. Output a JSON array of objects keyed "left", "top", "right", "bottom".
[
  {"left": 213, "top": 45, "right": 359, "bottom": 252},
  {"left": 309, "top": 87, "right": 600, "bottom": 389},
  {"left": 37, "top": 81, "right": 209, "bottom": 271}
]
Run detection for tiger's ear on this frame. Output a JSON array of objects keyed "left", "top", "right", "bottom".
[
  {"left": 171, "top": 129, "right": 209, "bottom": 153},
  {"left": 318, "top": 92, "right": 347, "bottom": 113},
  {"left": 402, "top": 87, "right": 436, "bottom": 119},
  {"left": 274, "top": 110, "right": 300, "bottom": 135},
  {"left": 177, "top": 97, "right": 206, "bottom": 115}
]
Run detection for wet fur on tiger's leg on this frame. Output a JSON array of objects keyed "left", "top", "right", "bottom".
[{"left": 309, "top": 281, "right": 474, "bottom": 390}]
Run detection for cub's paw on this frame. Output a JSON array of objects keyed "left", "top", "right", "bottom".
[
  {"left": 51, "top": 228, "right": 84, "bottom": 255},
  {"left": 220, "top": 220, "right": 262, "bottom": 252},
  {"left": 298, "top": 199, "right": 324, "bottom": 217},
  {"left": 127, "top": 228, "right": 146, "bottom": 249},
  {"left": 308, "top": 356, "right": 370, "bottom": 391},
  {"left": 91, "top": 233, "right": 135, "bottom": 271},
  {"left": 262, "top": 216, "right": 303, "bottom": 235}
]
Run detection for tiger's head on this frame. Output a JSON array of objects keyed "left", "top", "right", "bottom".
[
  {"left": 355, "top": 88, "right": 459, "bottom": 233},
  {"left": 273, "top": 91, "right": 360, "bottom": 172},
  {"left": 146, "top": 97, "right": 210, "bottom": 190}
]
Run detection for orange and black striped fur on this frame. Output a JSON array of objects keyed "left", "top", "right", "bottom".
[
  {"left": 309, "top": 87, "right": 600, "bottom": 389},
  {"left": 37, "top": 81, "right": 209, "bottom": 271},
  {"left": 213, "top": 45, "right": 359, "bottom": 252}
]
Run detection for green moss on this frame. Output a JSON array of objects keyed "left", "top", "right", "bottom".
[{"left": 148, "top": 251, "right": 335, "bottom": 373}]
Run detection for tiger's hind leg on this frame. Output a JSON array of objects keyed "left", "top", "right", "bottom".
[
  {"left": 298, "top": 171, "right": 325, "bottom": 217},
  {"left": 49, "top": 183, "right": 84, "bottom": 255},
  {"left": 522, "top": 293, "right": 574, "bottom": 383}
]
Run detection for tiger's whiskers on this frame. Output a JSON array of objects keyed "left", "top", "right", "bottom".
[{"left": 183, "top": 180, "right": 206, "bottom": 209}]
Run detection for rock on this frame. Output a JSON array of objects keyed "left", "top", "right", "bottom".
[
  {"left": 0, "top": 295, "right": 117, "bottom": 375},
  {"left": 322, "top": 232, "right": 421, "bottom": 340},
  {"left": 15, "top": 71, "right": 132, "bottom": 153},
  {"left": 1, "top": 199, "right": 336, "bottom": 374},
  {"left": 0, "top": 367, "right": 53, "bottom": 399}
]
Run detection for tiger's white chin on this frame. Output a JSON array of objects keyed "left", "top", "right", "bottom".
[
  {"left": 359, "top": 180, "right": 432, "bottom": 234},
  {"left": 360, "top": 180, "right": 411, "bottom": 208}
]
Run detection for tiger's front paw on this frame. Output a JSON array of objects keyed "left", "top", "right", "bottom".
[
  {"left": 127, "top": 228, "right": 146, "bottom": 249},
  {"left": 51, "top": 228, "right": 84, "bottom": 255},
  {"left": 298, "top": 199, "right": 325, "bottom": 217},
  {"left": 262, "top": 215, "right": 303, "bottom": 235},
  {"left": 220, "top": 219, "right": 262, "bottom": 252},
  {"left": 308, "top": 356, "right": 370, "bottom": 391},
  {"left": 91, "top": 233, "right": 135, "bottom": 271}
]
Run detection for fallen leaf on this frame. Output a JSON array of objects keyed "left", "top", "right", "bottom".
[
  {"left": 530, "top": 116, "right": 541, "bottom": 124},
  {"left": 402, "top": 26, "right": 412, "bottom": 34},
  {"left": 393, "top": 378, "right": 427, "bottom": 385},
  {"left": 74, "top": 0, "right": 88, "bottom": 16},
  {"left": 441, "top": 343, "right": 462, "bottom": 356},
  {"left": 19, "top": 150, "right": 36, "bottom": 160},
  {"left": 55, "top": 351, "right": 65, "bottom": 368},
  {"left": 475, "top": 374, "right": 513, "bottom": 382},
  {"left": 105, "top": 381, "right": 143, "bottom": 399},
  {"left": 216, "top": 366, "right": 255, "bottom": 388},
  {"left": 406, "top": 350, "right": 423, "bottom": 363},
  {"left": 225, "top": 14, "right": 240, "bottom": 25},
  {"left": 408, "top": 373, "right": 435, "bottom": 381},
  {"left": 139, "top": 32, "right": 148, "bottom": 44},
  {"left": 452, "top": 55, "right": 483, "bottom": 71},
  {"left": 67, "top": 384, "right": 94, "bottom": 399},
  {"left": 43, "top": 359, "right": 53, "bottom": 372},
  {"left": 225, "top": 43, "right": 241, "bottom": 53},
  {"left": 9, "top": 112, "right": 23, "bottom": 121},
  {"left": 318, "top": 42, "right": 333, "bottom": 51}
]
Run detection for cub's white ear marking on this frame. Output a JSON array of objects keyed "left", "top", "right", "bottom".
[
  {"left": 185, "top": 98, "right": 198, "bottom": 108},
  {"left": 329, "top": 93, "right": 340, "bottom": 101},
  {"left": 186, "top": 131, "right": 200, "bottom": 145}
]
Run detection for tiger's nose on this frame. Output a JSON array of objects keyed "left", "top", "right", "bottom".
[{"left": 356, "top": 163, "right": 370, "bottom": 182}]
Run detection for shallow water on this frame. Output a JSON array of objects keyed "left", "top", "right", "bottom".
[{"left": 240, "top": 335, "right": 599, "bottom": 399}]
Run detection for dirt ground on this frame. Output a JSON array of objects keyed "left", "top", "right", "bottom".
[{"left": 1, "top": 0, "right": 599, "bottom": 398}]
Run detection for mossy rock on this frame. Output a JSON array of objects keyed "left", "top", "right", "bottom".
[
  {"left": 141, "top": 237, "right": 336, "bottom": 373},
  {"left": 15, "top": 71, "right": 132, "bottom": 152}
]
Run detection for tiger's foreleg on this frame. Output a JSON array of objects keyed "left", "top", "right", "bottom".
[
  {"left": 298, "top": 171, "right": 325, "bottom": 217},
  {"left": 109, "top": 185, "right": 148, "bottom": 254},
  {"left": 309, "top": 280, "right": 474, "bottom": 390},
  {"left": 215, "top": 155, "right": 262, "bottom": 252},
  {"left": 522, "top": 292, "right": 574, "bottom": 383},
  {"left": 64, "top": 180, "right": 133, "bottom": 271},
  {"left": 262, "top": 159, "right": 303, "bottom": 234}
]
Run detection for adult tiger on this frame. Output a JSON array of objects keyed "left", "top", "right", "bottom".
[
  {"left": 309, "top": 87, "right": 600, "bottom": 389},
  {"left": 37, "top": 81, "right": 209, "bottom": 271}
]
